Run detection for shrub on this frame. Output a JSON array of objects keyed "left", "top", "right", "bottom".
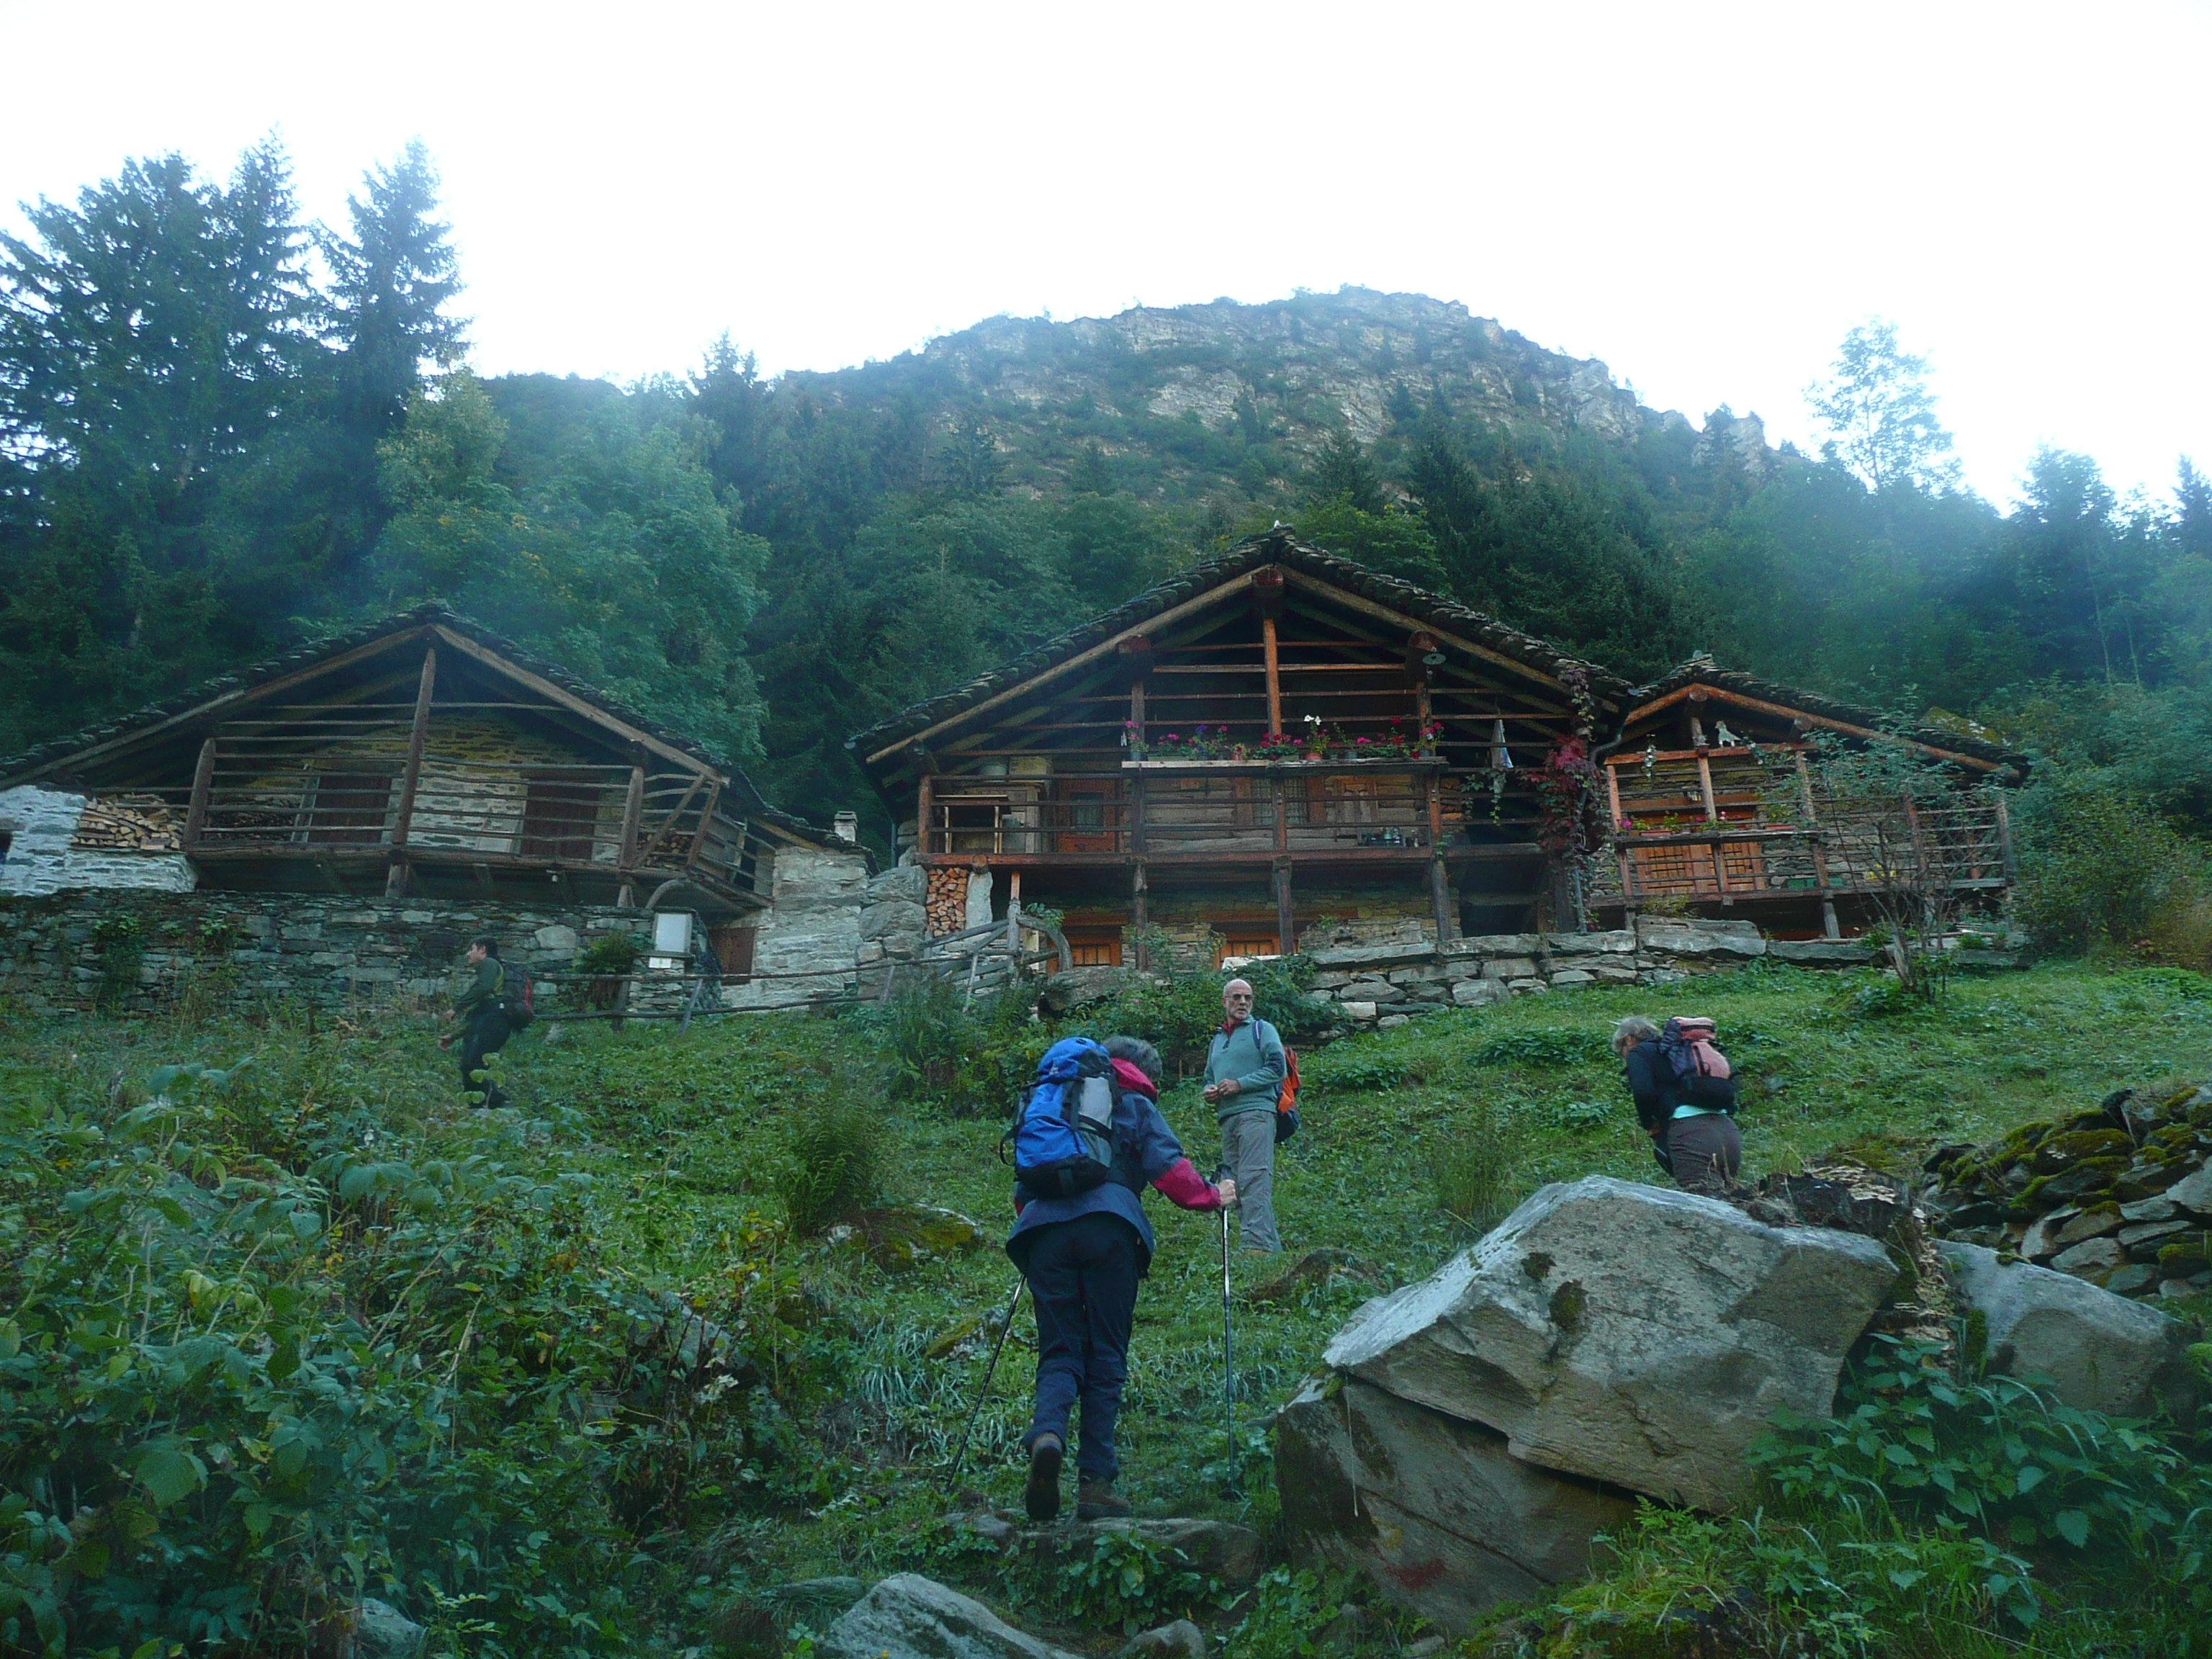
[
  {"left": 1428, "top": 1108, "right": 1527, "bottom": 1235},
  {"left": 860, "top": 972, "right": 1039, "bottom": 1117},
  {"left": 1469, "top": 1026, "right": 1603, "bottom": 1069},
  {"left": 2016, "top": 785, "right": 2211, "bottom": 960},
  {"left": 773, "top": 1094, "right": 884, "bottom": 1235},
  {"left": 0, "top": 1052, "right": 800, "bottom": 1658},
  {"left": 1077, "top": 955, "right": 1339, "bottom": 1082}
]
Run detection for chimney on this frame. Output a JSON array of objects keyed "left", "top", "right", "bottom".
[{"left": 832, "top": 810, "right": 859, "bottom": 845}]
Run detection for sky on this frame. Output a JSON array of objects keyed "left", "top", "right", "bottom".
[{"left": 2, "top": 0, "right": 2208, "bottom": 507}]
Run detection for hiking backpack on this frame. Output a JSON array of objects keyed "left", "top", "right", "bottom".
[
  {"left": 1658, "top": 1016, "right": 1734, "bottom": 1111},
  {"left": 1008, "top": 1037, "right": 1119, "bottom": 1197},
  {"left": 1273, "top": 1033, "right": 1302, "bottom": 1144},
  {"left": 500, "top": 963, "right": 536, "bottom": 1030}
]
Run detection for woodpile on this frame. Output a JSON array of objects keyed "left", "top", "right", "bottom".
[
  {"left": 71, "top": 794, "right": 184, "bottom": 851},
  {"left": 925, "top": 868, "right": 969, "bottom": 935}
]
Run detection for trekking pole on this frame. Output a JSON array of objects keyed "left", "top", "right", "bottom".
[
  {"left": 1215, "top": 1164, "right": 1238, "bottom": 1495},
  {"left": 948, "top": 1275, "right": 1025, "bottom": 1492}
]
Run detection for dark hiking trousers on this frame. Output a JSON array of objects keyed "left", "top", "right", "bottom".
[
  {"left": 459, "top": 1017, "right": 511, "bottom": 1109},
  {"left": 1019, "top": 1210, "right": 1141, "bottom": 1484},
  {"left": 1667, "top": 1111, "right": 1742, "bottom": 1194}
]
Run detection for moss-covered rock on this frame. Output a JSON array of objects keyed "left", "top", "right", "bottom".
[
  {"left": 2031, "top": 1128, "right": 2134, "bottom": 1173},
  {"left": 2018, "top": 1157, "right": 2128, "bottom": 1209}
]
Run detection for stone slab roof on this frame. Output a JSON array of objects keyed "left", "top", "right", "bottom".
[
  {"left": 1620, "top": 655, "right": 2026, "bottom": 769},
  {"left": 0, "top": 604, "right": 840, "bottom": 848},
  {"left": 847, "top": 526, "right": 1629, "bottom": 765}
]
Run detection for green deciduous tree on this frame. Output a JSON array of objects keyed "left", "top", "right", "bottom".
[{"left": 1807, "top": 319, "right": 1960, "bottom": 495}]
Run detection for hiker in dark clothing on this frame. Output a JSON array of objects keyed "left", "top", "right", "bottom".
[
  {"left": 441, "top": 935, "right": 511, "bottom": 1109},
  {"left": 1010, "top": 1035, "right": 1233, "bottom": 1524},
  {"left": 1614, "top": 1015, "right": 1740, "bottom": 1194}
]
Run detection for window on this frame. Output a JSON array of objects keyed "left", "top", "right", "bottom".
[
  {"left": 520, "top": 775, "right": 604, "bottom": 860},
  {"left": 1064, "top": 929, "right": 1123, "bottom": 967},
  {"left": 1216, "top": 932, "right": 1280, "bottom": 964},
  {"left": 302, "top": 772, "right": 392, "bottom": 845}
]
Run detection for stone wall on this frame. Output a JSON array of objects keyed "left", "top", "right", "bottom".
[
  {"left": 721, "top": 845, "right": 871, "bottom": 1009},
  {"left": 0, "top": 889, "right": 648, "bottom": 1015},
  {"left": 1, "top": 786, "right": 196, "bottom": 898},
  {"left": 1300, "top": 918, "right": 1878, "bottom": 1030}
]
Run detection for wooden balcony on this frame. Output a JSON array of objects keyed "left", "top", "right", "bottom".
[
  {"left": 109, "top": 751, "right": 772, "bottom": 909},
  {"left": 918, "top": 763, "right": 1542, "bottom": 870}
]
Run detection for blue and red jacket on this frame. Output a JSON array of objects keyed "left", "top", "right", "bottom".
[{"left": 1007, "top": 1057, "right": 1225, "bottom": 1274}]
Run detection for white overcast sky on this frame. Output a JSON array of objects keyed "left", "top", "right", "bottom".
[{"left": 2, "top": 1, "right": 2207, "bottom": 507}]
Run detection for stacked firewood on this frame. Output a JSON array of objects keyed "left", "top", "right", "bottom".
[
  {"left": 925, "top": 868, "right": 970, "bottom": 935},
  {"left": 71, "top": 795, "right": 184, "bottom": 851}
]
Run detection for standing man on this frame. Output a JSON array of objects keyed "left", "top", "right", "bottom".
[
  {"left": 441, "top": 934, "right": 511, "bottom": 1109},
  {"left": 1202, "top": 978, "right": 1286, "bottom": 1253}
]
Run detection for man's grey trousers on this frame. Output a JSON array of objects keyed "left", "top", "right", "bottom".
[{"left": 1220, "top": 1110, "right": 1282, "bottom": 1252}]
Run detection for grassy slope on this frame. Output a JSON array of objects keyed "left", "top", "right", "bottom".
[{"left": 6, "top": 960, "right": 2209, "bottom": 1646}]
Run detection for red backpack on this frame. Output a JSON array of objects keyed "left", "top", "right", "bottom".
[{"left": 1274, "top": 1040, "right": 1301, "bottom": 1143}]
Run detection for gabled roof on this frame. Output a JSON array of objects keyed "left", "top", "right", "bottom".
[
  {"left": 0, "top": 604, "right": 838, "bottom": 846},
  {"left": 1615, "top": 655, "right": 2026, "bottom": 772},
  {"left": 847, "top": 527, "right": 1629, "bottom": 767}
]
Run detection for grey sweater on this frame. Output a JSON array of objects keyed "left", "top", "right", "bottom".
[{"left": 1205, "top": 1017, "right": 1287, "bottom": 1120}]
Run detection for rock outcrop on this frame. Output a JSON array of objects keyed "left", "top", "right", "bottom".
[
  {"left": 1321, "top": 1177, "right": 1902, "bottom": 1511},
  {"left": 1277, "top": 1375, "right": 1634, "bottom": 1632},
  {"left": 1938, "top": 1242, "right": 2198, "bottom": 1419},
  {"left": 819, "top": 1575, "right": 1078, "bottom": 1659}
]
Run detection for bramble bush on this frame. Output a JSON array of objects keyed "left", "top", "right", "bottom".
[{"left": 0, "top": 1052, "right": 808, "bottom": 1658}]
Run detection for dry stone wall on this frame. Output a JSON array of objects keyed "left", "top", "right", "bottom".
[
  {"left": 1, "top": 786, "right": 196, "bottom": 897},
  {"left": 0, "top": 889, "right": 647, "bottom": 1015},
  {"left": 1298, "top": 918, "right": 1879, "bottom": 1028}
]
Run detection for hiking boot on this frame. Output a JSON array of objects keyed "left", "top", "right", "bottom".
[
  {"left": 1024, "top": 1433, "right": 1064, "bottom": 1522},
  {"left": 1075, "top": 1480, "right": 1131, "bottom": 1520}
]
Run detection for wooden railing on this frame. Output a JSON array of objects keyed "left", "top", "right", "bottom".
[
  {"left": 920, "top": 762, "right": 1518, "bottom": 860},
  {"left": 1587, "top": 796, "right": 2012, "bottom": 907},
  {"left": 142, "top": 742, "right": 767, "bottom": 900}
]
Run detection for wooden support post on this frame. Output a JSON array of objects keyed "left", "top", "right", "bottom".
[
  {"left": 1130, "top": 772, "right": 1147, "bottom": 856},
  {"left": 616, "top": 763, "right": 645, "bottom": 906},
  {"left": 1272, "top": 776, "right": 1288, "bottom": 855},
  {"left": 1695, "top": 751, "right": 1722, "bottom": 896},
  {"left": 1429, "top": 855, "right": 1452, "bottom": 946},
  {"left": 1007, "top": 873, "right": 1022, "bottom": 959},
  {"left": 1274, "top": 857, "right": 1294, "bottom": 956},
  {"left": 1795, "top": 752, "right": 1840, "bottom": 939},
  {"left": 684, "top": 781, "right": 722, "bottom": 869},
  {"left": 1604, "top": 760, "right": 1635, "bottom": 925},
  {"left": 184, "top": 736, "right": 217, "bottom": 847},
  {"left": 1132, "top": 860, "right": 1149, "bottom": 968},
  {"left": 1129, "top": 674, "right": 1146, "bottom": 750},
  {"left": 1414, "top": 675, "right": 1433, "bottom": 751},
  {"left": 917, "top": 773, "right": 934, "bottom": 858},
  {"left": 385, "top": 646, "right": 437, "bottom": 898},
  {"left": 1992, "top": 793, "right": 2017, "bottom": 881},
  {"left": 1262, "top": 612, "right": 1282, "bottom": 736}
]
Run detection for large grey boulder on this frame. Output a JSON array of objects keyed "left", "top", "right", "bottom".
[
  {"left": 1323, "top": 1177, "right": 1902, "bottom": 1511},
  {"left": 818, "top": 1575, "right": 1079, "bottom": 1659},
  {"left": 1938, "top": 1242, "right": 2199, "bottom": 1419},
  {"left": 1277, "top": 1375, "right": 1634, "bottom": 1632},
  {"left": 341, "top": 1599, "right": 425, "bottom": 1659}
]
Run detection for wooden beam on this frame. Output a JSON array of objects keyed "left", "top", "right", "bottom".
[
  {"left": 1274, "top": 857, "right": 1294, "bottom": 956},
  {"left": 1277, "top": 568, "right": 1572, "bottom": 696},
  {"left": 183, "top": 737, "right": 217, "bottom": 846},
  {"left": 864, "top": 572, "right": 1258, "bottom": 765},
  {"left": 1262, "top": 612, "right": 1282, "bottom": 735},
  {"left": 634, "top": 769, "right": 709, "bottom": 862},
  {"left": 684, "top": 781, "right": 724, "bottom": 869},
  {"left": 430, "top": 625, "right": 712, "bottom": 775},
  {"left": 1627, "top": 681, "right": 2004, "bottom": 771},
  {"left": 8, "top": 624, "right": 441, "bottom": 785},
  {"left": 618, "top": 764, "right": 646, "bottom": 867},
  {"left": 384, "top": 647, "right": 439, "bottom": 897}
]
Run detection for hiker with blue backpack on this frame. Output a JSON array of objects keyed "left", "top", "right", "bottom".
[
  {"left": 1008, "top": 1034, "right": 1233, "bottom": 1523},
  {"left": 1614, "top": 1014, "right": 1740, "bottom": 1193}
]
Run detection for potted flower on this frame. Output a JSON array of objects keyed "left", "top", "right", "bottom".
[{"left": 1123, "top": 718, "right": 1146, "bottom": 760}]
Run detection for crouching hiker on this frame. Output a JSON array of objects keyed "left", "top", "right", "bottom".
[
  {"left": 1009, "top": 1034, "right": 1233, "bottom": 1524},
  {"left": 1614, "top": 1014, "right": 1741, "bottom": 1194}
]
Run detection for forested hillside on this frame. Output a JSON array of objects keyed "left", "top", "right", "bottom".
[{"left": 7, "top": 140, "right": 2212, "bottom": 879}]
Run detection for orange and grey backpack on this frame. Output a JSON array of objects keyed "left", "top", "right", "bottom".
[{"left": 1274, "top": 1033, "right": 1301, "bottom": 1144}]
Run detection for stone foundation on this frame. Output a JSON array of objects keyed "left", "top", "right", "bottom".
[{"left": 0, "top": 889, "right": 649, "bottom": 1015}]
